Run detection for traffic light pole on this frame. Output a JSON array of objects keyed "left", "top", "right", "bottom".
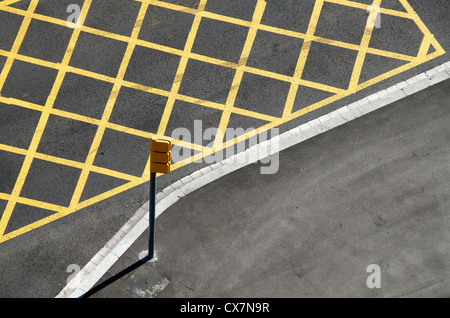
[
  {"left": 148, "top": 137, "right": 171, "bottom": 261},
  {"left": 149, "top": 171, "right": 156, "bottom": 260}
]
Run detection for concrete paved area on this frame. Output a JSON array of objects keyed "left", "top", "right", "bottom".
[{"left": 84, "top": 79, "right": 450, "bottom": 298}]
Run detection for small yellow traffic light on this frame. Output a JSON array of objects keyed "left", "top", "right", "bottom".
[{"left": 150, "top": 137, "right": 171, "bottom": 174}]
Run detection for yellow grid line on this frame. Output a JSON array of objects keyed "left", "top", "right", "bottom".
[
  {"left": 0, "top": 0, "right": 420, "bottom": 91},
  {"left": 282, "top": 0, "right": 325, "bottom": 118},
  {"left": 325, "top": 0, "right": 409, "bottom": 19},
  {"left": 0, "top": 95, "right": 205, "bottom": 152},
  {"left": 0, "top": 48, "right": 284, "bottom": 123},
  {"left": 0, "top": 193, "right": 67, "bottom": 215},
  {"left": 213, "top": 0, "right": 267, "bottom": 149},
  {"left": 142, "top": 0, "right": 209, "bottom": 178},
  {"left": 0, "top": 47, "right": 349, "bottom": 96},
  {"left": 155, "top": 0, "right": 208, "bottom": 137},
  {"left": 399, "top": 0, "right": 446, "bottom": 56},
  {"left": 417, "top": 34, "right": 432, "bottom": 58},
  {"left": 68, "top": 1, "right": 150, "bottom": 209},
  {"left": 348, "top": 0, "right": 383, "bottom": 92},
  {"left": 292, "top": 49, "right": 444, "bottom": 119},
  {"left": 0, "top": 4, "right": 35, "bottom": 93},
  {"left": 0, "top": 142, "right": 138, "bottom": 181},
  {"left": 0, "top": 0, "right": 40, "bottom": 237},
  {"left": 0, "top": 1, "right": 418, "bottom": 63},
  {"left": 0, "top": 0, "right": 446, "bottom": 242},
  {"left": 0, "top": 0, "right": 90, "bottom": 237},
  {"left": 0, "top": 0, "right": 21, "bottom": 6}
]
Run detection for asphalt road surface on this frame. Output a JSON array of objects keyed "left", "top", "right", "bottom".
[{"left": 0, "top": 0, "right": 449, "bottom": 297}]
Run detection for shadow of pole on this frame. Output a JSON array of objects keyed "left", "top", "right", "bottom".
[{"left": 82, "top": 258, "right": 151, "bottom": 298}]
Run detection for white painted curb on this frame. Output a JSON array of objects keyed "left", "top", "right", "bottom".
[{"left": 56, "top": 61, "right": 450, "bottom": 298}]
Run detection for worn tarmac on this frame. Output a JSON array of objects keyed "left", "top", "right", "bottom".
[{"left": 83, "top": 79, "right": 450, "bottom": 299}]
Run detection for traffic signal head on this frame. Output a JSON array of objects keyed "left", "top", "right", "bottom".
[{"left": 150, "top": 137, "right": 171, "bottom": 174}]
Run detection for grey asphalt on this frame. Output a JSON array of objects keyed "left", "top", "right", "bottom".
[
  {"left": 1, "top": 0, "right": 450, "bottom": 298},
  {"left": 84, "top": 79, "right": 450, "bottom": 299}
]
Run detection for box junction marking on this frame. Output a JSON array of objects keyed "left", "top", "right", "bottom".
[{"left": 0, "top": 0, "right": 445, "bottom": 242}]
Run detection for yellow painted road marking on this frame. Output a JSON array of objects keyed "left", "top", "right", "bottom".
[
  {"left": 0, "top": 0, "right": 93, "bottom": 236},
  {"left": 0, "top": 2, "right": 37, "bottom": 94},
  {"left": 0, "top": 2, "right": 420, "bottom": 87},
  {"left": 0, "top": 142, "right": 138, "bottom": 181},
  {"left": 155, "top": 0, "right": 208, "bottom": 137},
  {"left": 417, "top": 34, "right": 432, "bottom": 58},
  {"left": 325, "top": 0, "right": 410, "bottom": 19},
  {"left": 142, "top": 0, "right": 209, "bottom": 178},
  {"left": 348, "top": 0, "right": 383, "bottom": 92},
  {"left": 68, "top": 1, "right": 149, "bottom": 209},
  {"left": 282, "top": 0, "right": 325, "bottom": 118},
  {"left": 0, "top": 0, "right": 445, "bottom": 242},
  {"left": 0, "top": 94, "right": 207, "bottom": 152},
  {"left": 0, "top": 1, "right": 420, "bottom": 94},
  {"left": 213, "top": 0, "right": 267, "bottom": 150},
  {"left": 0, "top": 0, "right": 40, "bottom": 237},
  {"left": 399, "top": 0, "right": 446, "bottom": 56},
  {"left": 0, "top": 0, "right": 21, "bottom": 6}
]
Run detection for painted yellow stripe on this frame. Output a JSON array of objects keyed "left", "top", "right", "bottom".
[
  {"left": 68, "top": 2, "right": 149, "bottom": 209},
  {"left": 356, "top": 49, "right": 443, "bottom": 91},
  {"left": 176, "top": 93, "right": 278, "bottom": 122},
  {"left": 76, "top": 178, "right": 146, "bottom": 208},
  {"left": 0, "top": 0, "right": 446, "bottom": 243},
  {"left": 348, "top": 0, "right": 383, "bottom": 92},
  {"left": 0, "top": 2, "right": 37, "bottom": 94},
  {"left": 257, "top": 25, "right": 416, "bottom": 62},
  {"left": 0, "top": 0, "right": 419, "bottom": 67},
  {"left": 0, "top": 192, "right": 65, "bottom": 214},
  {"left": 325, "top": 0, "right": 411, "bottom": 19},
  {"left": 417, "top": 34, "right": 431, "bottom": 58},
  {"left": 282, "top": 0, "right": 325, "bottom": 118},
  {"left": 0, "top": 142, "right": 138, "bottom": 182},
  {"left": 0, "top": 3, "right": 417, "bottom": 95},
  {"left": 0, "top": 95, "right": 206, "bottom": 152},
  {"left": 0, "top": 0, "right": 94, "bottom": 237},
  {"left": 212, "top": 0, "right": 267, "bottom": 149},
  {"left": 0, "top": 0, "right": 21, "bottom": 6},
  {"left": 0, "top": 143, "right": 27, "bottom": 156},
  {"left": 399, "top": 0, "right": 445, "bottom": 55},
  {"left": 366, "top": 47, "right": 415, "bottom": 62},
  {"left": 142, "top": 0, "right": 209, "bottom": 178},
  {"left": 0, "top": 0, "right": 41, "bottom": 237},
  {"left": 136, "top": 0, "right": 199, "bottom": 15},
  {"left": 155, "top": 0, "right": 208, "bottom": 137},
  {"left": 243, "top": 65, "right": 345, "bottom": 94}
]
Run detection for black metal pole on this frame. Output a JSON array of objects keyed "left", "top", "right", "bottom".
[{"left": 149, "top": 171, "right": 156, "bottom": 259}]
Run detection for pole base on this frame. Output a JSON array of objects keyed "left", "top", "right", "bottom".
[{"left": 139, "top": 250, "right": 157, "bottom": 263}]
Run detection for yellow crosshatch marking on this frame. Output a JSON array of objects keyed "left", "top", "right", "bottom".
[{"left": 0, "top": 0, "right": 445, "bottom": 243}]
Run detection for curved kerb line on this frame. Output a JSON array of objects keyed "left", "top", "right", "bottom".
[{"left": 56, "top": 61, "right": 450, "bottom": 298}]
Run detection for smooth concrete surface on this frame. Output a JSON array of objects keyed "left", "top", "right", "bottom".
[{"left": 85, "top": 79, "right": 450, "bottom": 298}]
